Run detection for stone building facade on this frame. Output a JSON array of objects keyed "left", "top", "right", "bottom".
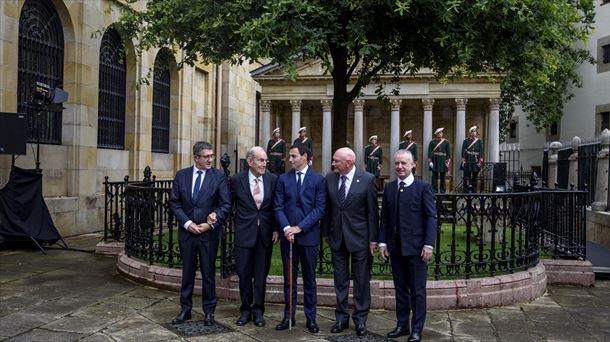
[
  {"left": 0, "top": 0, "right": 258, "bottom": 236},
  {"left": 252, "top": 61, "right": 502, "bottom": 186}
]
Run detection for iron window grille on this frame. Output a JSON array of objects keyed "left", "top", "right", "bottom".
[
  {"left": 18, "top": 0, "right": 64, "bottom": 144},
  {"left": 97, "top": 28, "right": 127, "bottom": 149},
  {"left": 151, "top": 51, "right": 171, "bottom": 153}
]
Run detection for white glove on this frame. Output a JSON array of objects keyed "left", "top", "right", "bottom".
[{"left": 429, "top": 162, "right": 433, "bottom": 169}]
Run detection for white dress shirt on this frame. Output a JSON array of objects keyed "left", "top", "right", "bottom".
[
  {"left": 248, "top": 170, "right": 265, "bottom": 198},
  {"left": 338, "top": 166, "right": 356, "bottom": 194},
  {"left": 184, "top": 165, "right": 208, "bottom": 230}
]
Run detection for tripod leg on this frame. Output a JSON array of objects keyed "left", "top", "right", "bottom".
[{"left": 29, "top": 236, "right": 46, "bottom": 255}]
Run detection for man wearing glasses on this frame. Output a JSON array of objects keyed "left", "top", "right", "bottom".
[{"left": 169, "top": 141, "right": 231, "bottom": 326}]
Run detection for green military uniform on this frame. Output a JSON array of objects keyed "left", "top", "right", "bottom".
[
  {"left": 365, "top": 144, "right": 383, "bottom": 177},
  {"left": 293, "top": 137, "right": 313, "bottom": 157},
  {"left": 267, "top": 138, "right": 286, "bottom": 174},
  {"left": 461, "top": 137, "right": 483, "bottom": 193},
  {"left": 427, "top": 138, "right": 451, "bottom": 193},
  {"left": 399, "top": 140, "right": 418, "bottom": 175}
]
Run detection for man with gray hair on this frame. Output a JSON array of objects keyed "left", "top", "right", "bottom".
[
  {"left": 323, "top": 147, "right": 379, "bottom": 336},
  {"left": 230, "top": 146, "right": 279, "bottom": 327},
  {"left": 379, "top": 149, "right": 437, "bottom": 341},
  {"left": 170, "top": 141, "right": 231, "bottom": 326}
]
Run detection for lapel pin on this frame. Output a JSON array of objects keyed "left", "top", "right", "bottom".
[{"left": 356, "top": 179, "right": 360, "bottom": 183}]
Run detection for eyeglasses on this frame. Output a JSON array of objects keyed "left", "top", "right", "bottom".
[{"left": 195, "top": 154, "right": 215, "bottom": 160}]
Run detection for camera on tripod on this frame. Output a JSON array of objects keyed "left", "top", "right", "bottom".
[{"left": 30, "top": 81, "right": 68, "bottom": 109}]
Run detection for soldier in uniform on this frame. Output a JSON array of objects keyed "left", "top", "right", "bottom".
[
  {"left": 294, "top": 127, "right": 313, "bottom": 165},
  {"left": 398, "top": 130, "right": 417, "bottom": 176},
  {"left": 267, "top": 128, "right": 286, "bottom": 175},
  {"left": 461, "top": 125, "right": 484, "bottom": 193},
  {"left": 365, "top": 135, "right": 383, "bottom": 178},
  {"left": 427, "top": 128, "right": 451, "bottom": 193}
]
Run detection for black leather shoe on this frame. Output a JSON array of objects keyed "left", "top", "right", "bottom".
[
  {"left": 330, "top": 321, "right": 349, "bottom": 333},
  {"left": 253, "top": 315, "right": 265, "bottom": 327},
  {"left": 306, "top": 320, "right": 319, "bottom": 333},
  {"left": 407, "top": 332, "right": 421, "bottom": 342},
  {"left": 387, "top": 326, "right": 410, "bottom": 338},
  {"left": 275, "top": 318, "right": 294, "bottom": 330},
  {"left": 171, "top": 311, "right": 191, "bottom": 324},
  {"left": 236, "top": 312, "right": 251, "bottom": 326},
  {"left": 204, "top": 313, "right": 215, "bottom": 326},
  {"left": 355, "top": 323, "right": 367, "bottom": 336}
]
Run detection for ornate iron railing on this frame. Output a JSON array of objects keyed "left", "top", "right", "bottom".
[{"left": 115, "top": 167, "right": 586, "bottom": 280}]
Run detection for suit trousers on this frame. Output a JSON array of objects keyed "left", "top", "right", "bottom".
[
  {"left": 332, "top": 239, "right": 371, "bottom": 325},
  {"left": 280, "top": 240, "right": 318, "bottom": 321},
  {"left": 235, "top": 231, "right": 273, "bottom": 317},
  {"left": 179, "top": 237, "right": 219, "bottom": 315},
  {"left": 390, "top": 252, "right": 428, "bottom": 333}
]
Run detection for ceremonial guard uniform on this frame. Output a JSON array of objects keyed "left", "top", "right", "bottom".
[
  {"left": 365, "top": 135, "right": 383, "bottom": 178},
  {"left": 293, "top": 127, "right": 313, "bottom": 156},
  {"left": 399, "top": 130, "right": 417, "bottom": 175},
  {"left": 267, "top": 128, "right": 286, "bottom": 174},
  {"left": 461, "top": 125, "right": 484, "bottom": 193},
  {"left": 427, "top": 128, "right": 451, "bottom": 193}
]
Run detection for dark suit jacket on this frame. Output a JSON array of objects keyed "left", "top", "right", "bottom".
[
  {"left": 169, "top": 166, "right": 231, "bottom": 242},
  {"left": 324, "top": 169, "right": 379, "bottom": 252},
  {"left": 274, "top": 167, "right": 326, "bottom": 246},
  {"left": 378, "top": 178, "right": 437, "bottom": 255},
  {"left": 230, "top": 170, "right": 278, "bottom": 248}
]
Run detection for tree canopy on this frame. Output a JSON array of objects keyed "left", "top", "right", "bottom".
[{"left": 117, "top": 0, "right": 595, "bottom": 149}]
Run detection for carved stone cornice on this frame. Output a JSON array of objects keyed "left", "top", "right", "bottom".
[
  {"left": 321, "top": 99, "right": 332, "bottom": 112},
  {"left": 455, "top": 98, "right": 468, "bottom": 111},
  {"left": 353, "top": 99, "right": 365, "bottom": 112},
  {"left": 489, "top": 98, "right": 501, "bottom": 111},
  {"left": 290, "top": 100, "right": 302, "bottom": 112},
  {"left": 391, "top": 99, "right": 402, "bottom": 111},
  {"left": 422, "top": 98, "right": 435, "bottom": 111},
  {"left": 260, "top": 100, "right": 272, "bottom": 112}
]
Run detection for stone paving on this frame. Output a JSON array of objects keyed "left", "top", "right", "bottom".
[{"left": 1, "top": 233, "right": 609, "bottom": 342}]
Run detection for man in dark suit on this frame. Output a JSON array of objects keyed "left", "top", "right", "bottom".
[
  {"left": 230, "top": 146, "right": 279, "bottom": 327},
  {"left": 379, "top": 149, "right": 437, "bottom": 342},
  {"left": 324, "top": 148, "right": 378, "bottom": 336},
  {"left": 274, "top": 144, "right": 326, "bottom": 333},
  {"left": 169, "top": 141, "right": 231, "bottom": 326}
]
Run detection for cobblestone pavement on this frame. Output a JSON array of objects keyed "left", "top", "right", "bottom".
[{"left": 1, "top": 234, "right": 608, "bottom": 341}]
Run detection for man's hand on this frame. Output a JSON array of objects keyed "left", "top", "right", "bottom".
[
  {"left": 188, "top": 223, "right": 202, "bottom": 234},
  {"left": 207, "top": 212, "right": 217, "bottom": 225},
  {"left": 380, "top": 246, "right": 389, "bottom": 262},
  {"left": 377, "top": 165, "right": 381, "bottom": 170},
  {"left": 421, "top": 246, "right": 433, "bottom": 263},
  {"left": 197, "top": 223, "right": 212, "bottom": 233},
  {"left": 369, "top": 242, "right": 377, "bottom": 256},
  {"left": 284, "top": 226, "right": 302, "bottom": 243},
  {"left": 272, "top": 231, "right": 279, "bottom": 244}
]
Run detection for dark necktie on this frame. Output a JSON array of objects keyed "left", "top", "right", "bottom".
[
  {"left": 338, "top": 175, "right": 347, "bottom": 204},
  {"left": 296, "top": 171, "right": 303, "bottom": 193},
  {"left": 192, "top": 170, "right": 203, "bottom": 201},
  {"left": 395, "top": 180, "right": 406, "bottom": 241}
]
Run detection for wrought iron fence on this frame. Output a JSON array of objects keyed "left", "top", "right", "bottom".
[
  {"left": 116, "top": 166, "right": 586, "bottom": 280},
  {"left": 556, "top": 147, "right": 572, "bottom": 189},
  {"left": 578, "top": 142, "right": 599, "bottom": 206}
]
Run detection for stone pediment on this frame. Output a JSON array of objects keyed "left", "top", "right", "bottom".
[{"left": 251, "top": 59, "right": 328, "bottom": 79}]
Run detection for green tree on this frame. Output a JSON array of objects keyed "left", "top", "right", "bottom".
[{"left": 116, "top": 0, "right": 595, "bottom": 150}]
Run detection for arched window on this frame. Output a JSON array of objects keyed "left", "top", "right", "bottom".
[
  {"left": 97, "top": 28, "right": 126, "bottom": 149},
  {"left": 18, "top": 0, "right": 64, "bottom": 144},
  {"left": 151, "top": 50, "right": 171, "bottom": 153}
]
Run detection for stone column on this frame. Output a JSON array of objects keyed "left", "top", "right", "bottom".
[
  {"left": 454, "top": 98, "right": 468, "bottom": 181},
  {"left": 568, "top": 136, "right": 581, "bottom": 189},
  {"left": 260, "top": 100, "right": 271, "bottom": 147},
  {"left": 488, "top": 98, "right": 501, "bottom": 163},
  {"left": 422, "top": 98, "right": 434, "bottom": 181},
  {"left": 390, "top": 99, "right": 402, "bottom": 155},
  {"left": 321, "top": 99, "right": 333, "bottom": 175},
  {"left": 353, "top": 99, "right": 365, "bottom": 168},
  {"left": 592, "top": 129, "right": 610, "bottom": 211},
  {"left": 290, "top": 100, "right": 302, "bottom": 142},
  {"left": 548, "top": 141, "right": 562, "bottom": 188}
]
